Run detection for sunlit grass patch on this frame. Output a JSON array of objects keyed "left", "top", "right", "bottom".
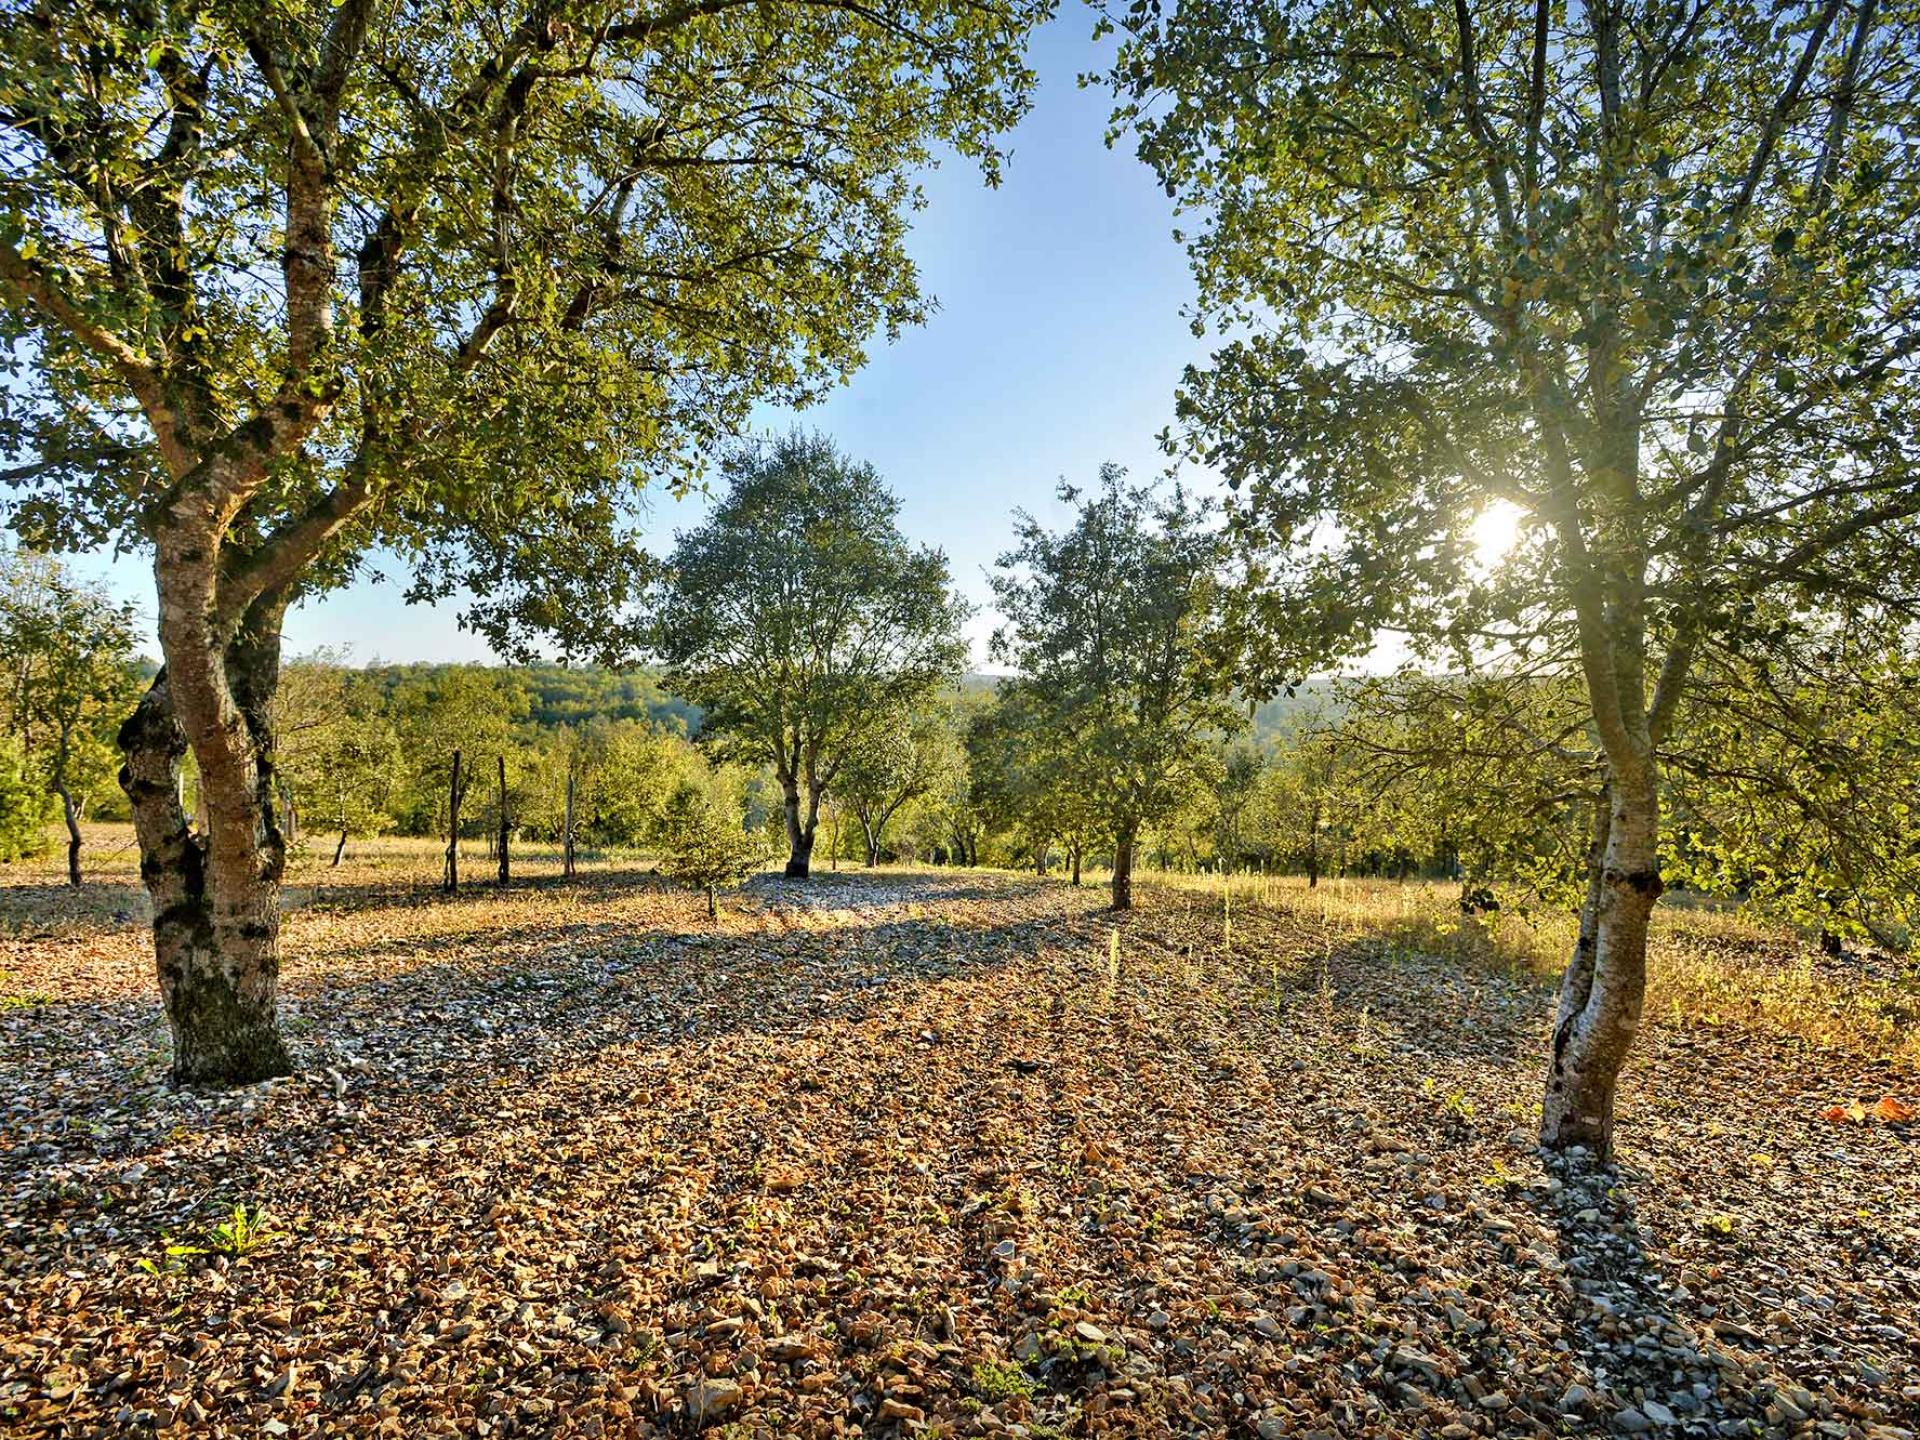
[{"left": 1141, "top": 868, "right": 1919, "bottom": 1065}]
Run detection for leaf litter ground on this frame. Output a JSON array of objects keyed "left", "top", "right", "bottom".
[{"left": 2, "top": 858, "right": 1916, "bottom": 1438}]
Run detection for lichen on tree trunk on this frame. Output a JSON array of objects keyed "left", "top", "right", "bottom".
[
  {"left": 1541, "top": 772, "right": 1660, "bottom": 1158},
  {"left": 120, "top": 660, "right": 291, "bottom": 1087}
]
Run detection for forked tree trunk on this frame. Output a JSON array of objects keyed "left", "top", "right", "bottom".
[
  {"left": 121, "top": 587, "right": 295, "bottom": 1087},
  {"left": 1111, "top": 822, "right": 1137, "bottom": 911},
  {"left": 444, "top": 750, "right": 462, "bottom": 893},
  {"left": 1541, "top": 773, "right": 1660, "bottom": 1158},
  {"left": 782, "top": 779, "right": 821, "bottom": 878},
  {"left": 496, "top": 754, "right": 509, "bottom": 887},
  {"left": 56, "top": 782, "right": 82, "bottom": 886},
  {"left": 859, "top": 810, "right": 880, "bottom": 867}
]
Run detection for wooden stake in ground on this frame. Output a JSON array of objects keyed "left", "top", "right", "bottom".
[
  {"left": 497, "top": 754, "right": 509, "bottom": 887},
  {"left": 563, "top": 766, "right": 577, "bottom": 880},
  {"left": 444, "top": 750, "right": 462, "bottom": 894}
]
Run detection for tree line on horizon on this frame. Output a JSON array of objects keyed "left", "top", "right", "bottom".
[
  {"left": 3, "top": 0, "right": 1915, "bottom": 1160},
  {"left": 10, "top": 440, "right": 1913, "bottom": 955}
]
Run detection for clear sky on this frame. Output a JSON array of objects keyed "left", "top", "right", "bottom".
[{"left": 76, "top": 8, "right": 1213, "bottom": 668}]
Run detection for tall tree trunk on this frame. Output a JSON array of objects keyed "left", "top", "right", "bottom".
[
  {"left": 496, "top": 753, "right": 509, "bottom": 887},
  {"left": 444, "top": 750, "right": 462, "bottom": 893},
  {"left": 1542, "top": 773, "right": 1659, "bottom": 1158},
  {"left": 563, "top": 766, "right": 576, "bottom": 879},
  {"left": 56, "top": 782, "right": 82, "bottom": 886},
  {"left": 333, "top": 828, "right": 348, "bottom": 866},
  {"left": 1111, "top": 822, "right": 1137, "bottom": 911},
  {"left": 1070, "top": 844, "right": 1082, "bottom": 887}
]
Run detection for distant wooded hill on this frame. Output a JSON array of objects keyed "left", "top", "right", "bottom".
[
  {"left": 345, "top": 662, "right": 701, "bottom": 735},
  {"left": 304, "top": 660, "right": 1340, "bottom": 748}
]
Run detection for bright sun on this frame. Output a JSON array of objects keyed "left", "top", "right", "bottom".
[{"left": 1469, "top": 499, "right": 1526, "bottom": 568}]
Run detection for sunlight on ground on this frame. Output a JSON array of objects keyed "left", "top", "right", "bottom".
[{"left": 2, "top": 857, "right": 1914, "bottom": 1438}]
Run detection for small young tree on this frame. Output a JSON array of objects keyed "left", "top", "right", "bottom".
[
  {"left": 302, "top": 687, "right": 405, "bottom": 869},
  {"left": 391, "top": 669, "right": 522, "bottom": 892},
  {"left": 991, "top": 469, "right": 1243, "bottom": 909},
  {"left": 0, "top": 553, "right": 143, "bottom": 882},
  {"left": 658, "top": 780, "right": 766, "bottom": 920},
  {"left": 1209, "top": 743, "right": 1265, "bottom": 873},
  {"left": 657, "top": 433, "right": 968, "bottom": 878},
  {"left": 837, "top": 707, "right": 957, "bottom": 867},
  {"left": 0, "top": 735, "right": 52, "bottom": 863},
  {"left": 1109, "top": 0, "right": 1920, "bottom": 1153},
  {"left": 965, "top": 683, "right": 1098, "bottom": 877}
]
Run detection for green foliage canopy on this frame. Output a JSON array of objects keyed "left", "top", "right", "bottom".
[
  {"left": 1, "top": 0, "right": 1056, "bottom": 656},
  {"left": 655, "top": 432, "right": 968, "bottom": 871},
  {"left": 989, "top": 469, "right": 1243, "bottom": 866}
]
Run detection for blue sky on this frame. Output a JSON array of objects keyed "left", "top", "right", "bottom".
[{"left": 77, "top": 9, "right": 1212, "bottom": 667}]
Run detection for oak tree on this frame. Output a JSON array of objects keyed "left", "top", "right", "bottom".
[
  {"left": 1109, "top": 0, "right": 1920, "bottom": 1151},
  {"left": 656, "top": 433, "right": 968, "bottom": 877},
  {"left": 990, "top": 469, "right": 1242, "bottom": 909},
  {"left": 1, "top": 0, "right": 1048, "bottom": 1080},
  {"left": 0, "top": 551, "right": 143, "bottom": 883},
  {"left": 837, "top": 705, "right": 958, "bottom": 868}
]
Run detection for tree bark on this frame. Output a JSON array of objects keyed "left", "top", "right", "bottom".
[
  {"left": 782, "top": 779, "right": 818, "bottom": 878},
  {"left": 444, "top": 749, "right": 462, "bottom": 893},
  {"left": 333, "top": 828, "right": 348, "bottom": 866},
  {"left": 1541, "top": 773, "right": 1659, "bottom": 1158},
  {"left": 496, "top": 753, "right": 509, "bottom": 887},
  {"left": 55, "top": 782, "right": 82, "bottom": 886},
  {"left": 1111, "top": 822, "right": 1137, "bottom": 911},
  {"left": 1070, "top": 844, "right": 1082, "bottom": 887},
  {"left": 121, "top": 649, "right": 292, "bottom": 1087}
]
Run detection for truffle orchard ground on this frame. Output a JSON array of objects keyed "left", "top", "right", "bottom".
[{"left": 1, "top": 831, "right": 1915, "bottom": 1438}]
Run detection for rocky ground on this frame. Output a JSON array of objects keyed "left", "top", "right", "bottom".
[{"left": 1, "top": 865, "right": 1916, "bottom": 1438}]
